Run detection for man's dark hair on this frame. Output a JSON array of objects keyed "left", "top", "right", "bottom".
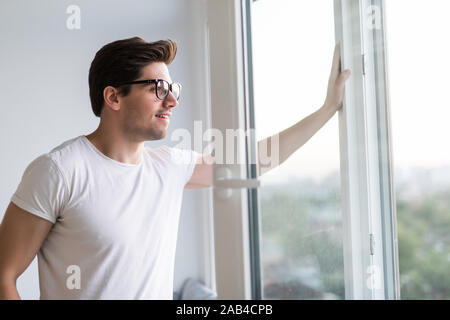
[{"left": 88, "top": 37, "right": 177, "bottom": 117}]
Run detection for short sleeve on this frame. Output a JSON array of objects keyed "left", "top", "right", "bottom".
[
  {"left": 154, "top": 146, "right": 201, "bottom": 185},
  {"left": 10, "top": 154, "right": 69, "bottom": 224},
  {"left": 172, "top": 148, "right": 202, "bottom": 185}
]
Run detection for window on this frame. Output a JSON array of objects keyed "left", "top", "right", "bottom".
[{"left": 208, "top": 0, "right": 447, "bottom": 300}]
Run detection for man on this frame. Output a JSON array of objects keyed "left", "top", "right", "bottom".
[{"left": 0, "top": 37, "right": 350, "bottom": 299}]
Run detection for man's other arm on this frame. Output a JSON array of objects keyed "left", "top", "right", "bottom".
[{"left": 0, "top": 202, "right": 53, "bottom": 300}]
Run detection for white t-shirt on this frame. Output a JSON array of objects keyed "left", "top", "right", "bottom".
[{"left": 10, "top": 135, "right": 200, "bottom": 300}]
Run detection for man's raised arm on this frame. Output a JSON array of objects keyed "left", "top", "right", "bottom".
[
  {"left": 185, "top": 44, "right": 351, "bottom": 188},
  {"left": 258, "top": 44, "right": 351, "bottom": 176}
]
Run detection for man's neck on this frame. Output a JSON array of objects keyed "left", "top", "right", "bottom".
[{"left": 85, "top": 125, "right": 144, "bottom": 165}]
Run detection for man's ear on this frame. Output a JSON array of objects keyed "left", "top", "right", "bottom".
[{"left": 103, "top": 86, "right": 121, "bottom": 111}]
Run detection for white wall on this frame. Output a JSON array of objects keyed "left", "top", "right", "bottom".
[{"left": 0, "top": 0, "right": 213, "bottom": 299}]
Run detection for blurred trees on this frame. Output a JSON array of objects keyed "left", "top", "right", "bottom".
[{"left": 260, "top": 172, "right": 450, "bottom": 300}]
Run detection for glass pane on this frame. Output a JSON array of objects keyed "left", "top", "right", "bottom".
[
  {"left": 251, "top": 0, "right": 344, "bottom": 299},
  {"left": 385, "top": 0, "right": 450, "bottom": 299}
]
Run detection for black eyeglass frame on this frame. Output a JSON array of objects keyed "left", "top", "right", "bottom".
[{"left": 115, "top": 79, "right": 182, "bottom": 101}]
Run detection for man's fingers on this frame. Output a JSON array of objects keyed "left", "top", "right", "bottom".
[
  {"left": 338, "top": 69, "right": 351, "bottom": 87},
  {"left": 330, "top": 43, "right": 342, "bottom": 81}
]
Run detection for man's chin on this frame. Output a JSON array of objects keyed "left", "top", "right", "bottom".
[{"left": 146, "top": 130, "right": 167, "bottom": 141}]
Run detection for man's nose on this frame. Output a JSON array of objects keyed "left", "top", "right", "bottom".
[{"left": 164, "top": 91, "right": 179, "bottom": 109}]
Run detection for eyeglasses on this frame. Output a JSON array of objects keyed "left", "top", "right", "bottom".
[{"left": 116, "top": 79, "right": 182, "bottom": 101}]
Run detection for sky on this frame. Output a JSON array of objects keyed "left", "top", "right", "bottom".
[{"left": 251, "top": 0, "right": 450, "bottom": 185}]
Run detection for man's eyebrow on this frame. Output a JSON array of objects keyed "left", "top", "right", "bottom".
[
  {"left": 138, "top": 78, "right": 173, "bottom": 85},
  {"left": 139, "top": 81, "right": 156, "bottom": 87}
]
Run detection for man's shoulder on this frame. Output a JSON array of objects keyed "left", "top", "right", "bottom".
[{"left": 45, "top": 135, "right": 87, "bottom": 172}]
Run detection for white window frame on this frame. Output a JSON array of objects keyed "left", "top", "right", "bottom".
[
  {"left": 207, "top": 0, "right": 254, "bottom": 300},
  {"left": 334, "top": 0, "right": 400, "bottom": 299}
]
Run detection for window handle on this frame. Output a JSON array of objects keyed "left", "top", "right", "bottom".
[
  {"left": 214, "top": 178, "right": 260, "bottom": 189},
  {"left": 214, "top": 167, "right": 260, "bottom": 199}
]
